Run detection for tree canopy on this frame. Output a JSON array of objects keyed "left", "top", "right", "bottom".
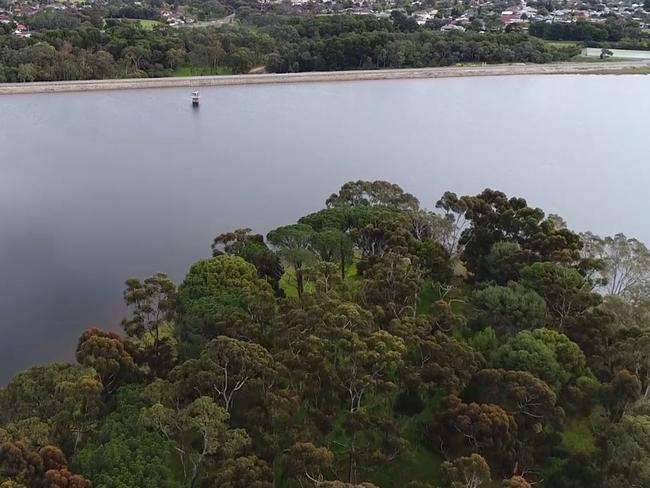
[{"left": 2, "top": 181, "right": 649, "bottom": 488}]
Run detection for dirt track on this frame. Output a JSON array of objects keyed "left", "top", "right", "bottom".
[{"left": 1, "top": 61, "right": 649, "bottom": 95}]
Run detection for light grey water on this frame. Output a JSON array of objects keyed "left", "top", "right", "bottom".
[
  {"left": 1, "top": 74, "right": 649, "bottom": 382},
  {"left": 582, "top": 47, "right": 650, "bottom": 59}
]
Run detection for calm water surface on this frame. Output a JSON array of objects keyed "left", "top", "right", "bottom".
[
  {"left": 582, "top": 47, "right": 650, "bottom": 59},
  {"left": 1, "top": 74, "right": 650, "bottom": 382}
]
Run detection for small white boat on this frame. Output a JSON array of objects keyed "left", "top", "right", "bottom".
[{"left": 192, "top": 91, "right": 200, "bottom": 106}]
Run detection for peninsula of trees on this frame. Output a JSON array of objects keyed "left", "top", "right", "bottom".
[{"left": 1, "top": 180, "right": 650, "bottom": 488}]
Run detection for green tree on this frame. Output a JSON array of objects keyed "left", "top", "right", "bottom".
[
  {"left": 464, "top": 369, "right": 560, "bottom": 437},
  {"left": 16, "top": 64, "right": 37, "bottom": 83},
  {"left": 362, "top": 251, "right": 424, "bottom": 321},
  {"left": 2, "top": 419, "right": 51, "bottom": 450},
  {"left": 178, "top": 255, "right": 272, "bottom": 321},
  {"left": 311, "top": 228, "right": 354, "bottom": 280},
  {"left": 493, "top": 328, "right": 594, "bottom": 400},
  {"left": 228, "top": 47, "right": 254, "bottom": 73},
  {"left": 172, "top": 336, "right": 278, "bottom": 413},
  {"left": 0, "top": 365, "right": 90, "bottom": 423},
  {"left": 215, "top": 456, "right": 273, "bottom": 487},
  {"left": 520, "top": 262, "right": 600, "bottom": 329},
  {"left": 604, "top": 369, "right": 641, "bottom": 421},
  {"left": 281, "top": 442, "right": 335, "bottom": 485},
  {"left": 332, "top": 410, "right": 407, "bottom": 484},
  {"left": 429, "top": 395, "right": 517, "bottom": 474},
  {"left": 54, "top": 374, "right": 103, "bottom": 452},
  {"left": 605, "top": 411, "right": 650, "bottom": 487},
  {"left": 76, "top": 328, "right": 137, "bottom": 393},
  {"left": 326, "top": 180, "right": 419, "bottom": 211},
  {"left": 444, "top": 189, "right": 581, "bottom": 281},
  {"left": 502, "top": 476, "right": 532, "bottom": 488},
  {"left": 213, "top": 228, "right": 265, "bottom": 256},
  {"left": 441, "top": 453, "right": 492, "bottom": 488},
  {"left": 142, "top": 396, "right": 249, "bottom": 488},
  {"left": 122, "top": 272, "right": 177, "bottom": 376},
  {"left": 72, "top": 385, "right": 182, "bottom": 488},
  {"left": 485, "top": 241, "right": 528, "bottom": 285},
  {"left": 410, "top": 239, "right": 453, "bottom": 284},
  {"left": 470, "top": 283, "right": 549, "bottom": 336},
  {"left": 580, "top": 232, "right": 650, "bottom": 298},
  {"left": 176, "top": 255, "right": 274, "bottom": 352},
  {"left": 333, "top": 329, "right": 405, "bottom": 412},
  {"left": 0, "top": 442, "right": 91, "bottom": 488},
  {"left": 212, "top": 228, "right": 283, "bottom": 292},
  {"left": 409, "top": 331, "right": 485, "bottom": 396},
  {"left": 267, "top": 224, "right": 317, "bottom": 299},
  {"left": 0, "top": 364, "right": 103, "bottom": 452}
]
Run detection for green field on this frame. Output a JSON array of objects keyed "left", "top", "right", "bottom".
[
  {"left": 138, "top": 19, "right": 163, "bottom": 30},
  {"left": 104, "top": 18, "right": 164, "bottom": 30},
  {"left": 530, "top": 37, "right": 582, "bottom": 48},
  {"left": 561, "top": 418, "right": 597, "bottom": 455},
  {"left": 171, "top": 66, "right": 234, "bottom": 77}
]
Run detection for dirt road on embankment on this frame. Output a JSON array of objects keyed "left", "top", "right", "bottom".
[{"left": 1, "top": 61, "right": 649, "bottom": 95}]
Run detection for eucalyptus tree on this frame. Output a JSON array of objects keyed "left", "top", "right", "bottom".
[
  {"left": 441, "top": 189, "right": 582, "bottom": 281},
  {"left": 326, "top": 180, "right": 419, "bottom": 211},
  {"left": 267, "top": 224, "right": 316, "bottom": 299},
  {"left": 580, "top": 232, "right": 650, "bottom": 298},
  {"left": 441, "top": 453, "right": 492, "bottom": 488},
  {"left": 76, "top": 328, "right": 138, "bottom": 393},
  {"left": 212, "top": 228, "right": 283, "bottom": 292},
  {"left": 141, "top": 396, "right": 249, "bottom": 488},
  {"left": 520, "top": 262, "right": 601, "bottom": 329}
]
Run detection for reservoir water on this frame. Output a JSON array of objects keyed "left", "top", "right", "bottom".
[
  {"left": 582, "top": 47, "right": 650, "bottom": 59},
  {"left": 1, "top": 74, "right": 650, "bottom": 382}
]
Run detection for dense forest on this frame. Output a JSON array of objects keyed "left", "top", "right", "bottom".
[
  {"left": 529, "top": 18, "right": 650, "bottom": 49},
  {"left": 0, "top": 14, "right": 581, "bottom": 82},
  {"left": 1, "top": 180, "right": 650, "bottom": 487}
]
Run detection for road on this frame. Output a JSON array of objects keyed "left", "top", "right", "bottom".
[{"left": 1, "top": 60, "right": 649, "bottom": 95}]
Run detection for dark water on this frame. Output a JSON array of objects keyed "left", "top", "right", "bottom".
[{"left": 1, "top": 74, "right": 650, "bottom": 383}]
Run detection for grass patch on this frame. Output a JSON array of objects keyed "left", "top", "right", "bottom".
[
  {"left": 324, "top": 395, "right": 444, "bottom": 487},
  {"left": 104, "top": 18, "right": 164, "bottom": 30},
  {"left": 561, "top": 418, "right": 597, "bottom": 456},
  {"left": 138, "top": 19, "right": 163, "bottom": 30},
  {"left": 279, "top": 267, "right": 315, "bottom": 298},
  {"left": 417, "top": 283, "right": 438, "bottom": 315},
  {"left": 279, "top": 260, "right": 361, "bottom": 298},
  {"left": 417, "top": 278, "right": 471, "bottom": 317},
  {"left": 545, "top": 40, "right": 581, "bottom": 48},
  {"left": 345, "top": 260, "right": 359, "bottom": 280},
  {"left": 370, "top": 441, "right": 443, "bottom": 487},
  {"left": 370, "top": 396, "right": 444, "bottom": 486},
  {"left": 572, "top": 55, "right": 628, "bottom": 63},
  {"left": 530, "top": 37, "right": 582, "bottom": 48},
  {"left": 171, "top": 66, "right": 233, "bottom": 76}
]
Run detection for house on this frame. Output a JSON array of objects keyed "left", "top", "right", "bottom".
[
  {"left": 441, "top": 23, "right": 466, "bottom": 31},
  {"left": 14, "top": 23, "right": 31, "bottom": 37},
  {"left": 573, "top": 10, "right": 590, "bottom": 20},
  {"left": 501, "top": 10, "right": 523, "bottom": 23},
  {"left": 414, "top": 9, "right": 438, "bottom": 25}
]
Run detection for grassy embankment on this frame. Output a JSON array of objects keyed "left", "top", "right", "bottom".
[{"left": 171, "top": 66, "right": 234, "bottom": 77}]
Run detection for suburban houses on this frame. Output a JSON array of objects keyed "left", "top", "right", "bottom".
[{"left": 2, "top": 0, "right": 650, "bottom": 37}]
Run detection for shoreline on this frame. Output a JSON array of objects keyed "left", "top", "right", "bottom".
[{"left": 1, "top": 60, "right": 649, "bottom": 95}]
